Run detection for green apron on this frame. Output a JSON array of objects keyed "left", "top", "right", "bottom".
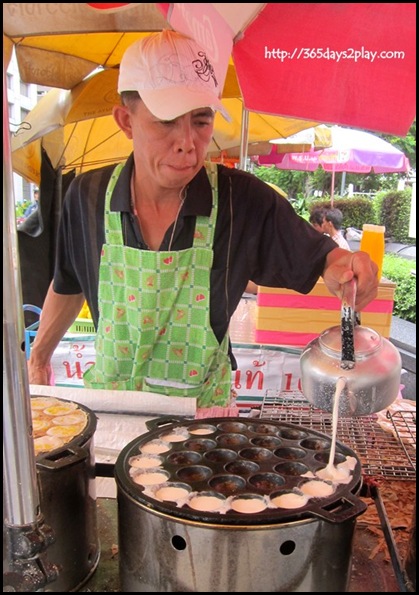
[{"left": 83, "top": 162, "right": 231, "bottom": 407}]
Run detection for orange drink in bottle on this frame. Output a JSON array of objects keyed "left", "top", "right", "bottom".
[{"left": 360, "top": 224, "right": 385, "bottom": 280}]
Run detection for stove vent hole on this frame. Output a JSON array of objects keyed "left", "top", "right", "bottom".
[
  {"left": 171, "top": 535, "right": 187, "bottom": 551},
  {"left": 279, "top": 540, "right": 296, "bottom": 556}
]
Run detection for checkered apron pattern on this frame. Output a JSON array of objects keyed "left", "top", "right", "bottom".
[{"left": 83, "top": 162, "right": 231, "bottom": 407}]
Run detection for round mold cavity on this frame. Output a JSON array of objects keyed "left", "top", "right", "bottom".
[
  {"left": 314, "top": 451, "right": 347, "bottom": 465},
  {"left": 160, "top": 429, "right": 189, "bottom": 443},
  {"left": 188, "top": 491, "right": 226, "bottom": 512},
  {"left": 204, "top": 449, "right": 238, "bottom": 463},
  {"left": 270, "top": 490, "right": 309, "bottom": 509},
  {"left": 155, "top": 482, "right": 191, "bottom": 502},
  {"left": 208, "top": 474, "right": 247, "bottom": 496},
  {"left": 132, "top": 469, "right": 170, "bottom": 486},
  {"left": 217, "top": 421, "right": 248, "bottom": 433},
  {"left": 225, "top": 460, "right": 260, "bottom": 475},
  {"left": 276, "top": 427, "right": 308, "bottom": 440},
  {"left": 274, "top": 447, "right": 307, "bottom": 461},
  {"left": 300, "top": 437, "right": 331, "bottom": 452},
  {"left": 140, "top": 439, "right": 171, "bottom": 455},
  {"left": 183, "top": 438, "right": 217, "bottom": 452},
  {"left": 128, "top": 454, "right": 163, "bottom": 470},
  {"left": 188, "top": 424, "right": 217, "bottom": 435},
  {"left": 216, "top": 433, "right": 248, "bottom": 447},
  {"left": 248, "top": 472, "right": 285, "bottom": 492},
  {"left": 230, "top": 494, "right": 267, "bottom": 514},
  {"left": 166, "top": 450, "right": 202, "bottom": 466},
  {"left": 32, "top": 419, "right": 53, "bottom": 435},
  {"left": 315, "top": 463, "right": 352, "bottom": 484},
  {"left": 43, "top": 401, "right": 78, "bottom": 416},
  {"left": 239, "top": 447, "right": 273, "bottom": 462},
  {"left": 251, "top": 436, "right": 282, "bottom": 449},
  {"left": 274, "top": 462, "right": 310, "bottom": 476},
  {"left": 176, "top": 465, "right": 212, "bottom": 483},
  {"left": 249, "top": 423, "right": 280, "bottom": 435},
  {"left": 299, "top": 479, "right": 335, "bottom": 498}
]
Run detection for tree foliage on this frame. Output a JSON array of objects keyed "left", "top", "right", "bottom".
[
  {"left": 376, "top": 189, "right": 414, "bottom": 242},
  {"left": 383, "top": 254, "right": 416, "bottom": 323},
  {"left": 380, "top": 119, "right": 416, "bottom": 170}
]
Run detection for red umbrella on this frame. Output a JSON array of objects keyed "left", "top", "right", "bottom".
[
  {"left": 81, "top": 3, "right": 416, "bottom": 168},
  {"left": 157, "top": 3, "right": 416, "bottom": 137}
]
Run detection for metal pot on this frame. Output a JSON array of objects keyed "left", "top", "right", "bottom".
[
  {"left": 35, "top": 399, "right": 99, "bottom": 592},
  {"left": 300, "top": 280, "right": 402, "bottom": 417},
  {"left": 115, "top": 416, "right": 366, "bottom": 592}
]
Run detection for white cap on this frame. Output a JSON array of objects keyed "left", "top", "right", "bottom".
[{"left": 118, "top": 30, "right": 230, "bottom": 121}]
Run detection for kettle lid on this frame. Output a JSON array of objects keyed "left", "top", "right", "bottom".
[{"left": 319, "top": 325, "right": 382, "bottom": 357}]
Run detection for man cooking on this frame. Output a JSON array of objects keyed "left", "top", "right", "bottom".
[{"left": 28, "top": 30, "right": 378, "bottom": 409}]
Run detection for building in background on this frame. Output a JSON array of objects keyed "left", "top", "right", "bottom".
[{"left": 6, "top": 49, "right": 45, "bottom": 204}]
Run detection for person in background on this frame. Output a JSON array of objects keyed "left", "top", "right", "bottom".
[
  {"left": 309, "top": 207, "right": 327, "bottom": 233},
  {"left": 23, "top": 188, "right": 39, "bottom": 219},
  {"left": 28, "top": 30, "right": 378, "bottom": 411},
  {"left": 323, "top": 208, "right": 351, "bottom": 250},
  {"left": 310, "top": 207, "right": 351, "bottom": 251}
]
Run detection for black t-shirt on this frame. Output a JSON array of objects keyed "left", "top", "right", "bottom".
[{"left": 54, "top": 155, "right": 337, "bottom": 354}]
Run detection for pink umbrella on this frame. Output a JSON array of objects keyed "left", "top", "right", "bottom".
[{"left": 257, "top": 125, "right": 410, "bottom": 203}]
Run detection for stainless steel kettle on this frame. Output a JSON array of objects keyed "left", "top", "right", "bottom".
[{"left": 300, "top": 279, "right": 402, "bottom": 417}]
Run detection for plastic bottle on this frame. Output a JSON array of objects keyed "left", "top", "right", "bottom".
[{"left": 360, "top": 224, "right": 385, "bottom": 281}]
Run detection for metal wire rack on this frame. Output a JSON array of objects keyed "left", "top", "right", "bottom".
[{"left": 260, "top": 390, "right": 416, "bottom": 481}]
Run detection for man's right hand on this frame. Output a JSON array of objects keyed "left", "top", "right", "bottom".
[
  {"left": 28, "top": 361, "right": 54, "bottom": 386},
  {"left": 26, "top": 284, "right": 85, "bottom": 386}
]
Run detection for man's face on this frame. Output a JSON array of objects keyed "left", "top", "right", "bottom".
[{"left": 123, "top": 100, "right": 215, "bottom": 190}]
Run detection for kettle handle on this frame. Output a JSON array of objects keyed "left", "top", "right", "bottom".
[
  {"left": 340, "top": 279, "right": 358, "bottom": 370},
  {"left": 342, "top": 277, "right": 361, "bottom": 325}
]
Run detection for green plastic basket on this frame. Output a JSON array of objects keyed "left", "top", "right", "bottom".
[{"left": 68, "top": 318, "right": 95, "bottom": 334}]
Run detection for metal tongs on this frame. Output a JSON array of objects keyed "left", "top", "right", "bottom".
[{"left": 341, "top": 278, "right": 361, "bottom": 370}]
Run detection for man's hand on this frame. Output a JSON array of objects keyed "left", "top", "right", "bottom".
[
  {"left": 26, "top": 284, "right": 85, "bottom": 386},
  {"left": 28, "top": 362, "right": 54, "bottom": 386},
  {"left": 322, "top": 248, "right": 379, "bottom": 311}
]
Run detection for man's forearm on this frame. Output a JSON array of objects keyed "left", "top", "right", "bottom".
[{"left": 30, "top": 284, "right": 85, "bottom": 368}]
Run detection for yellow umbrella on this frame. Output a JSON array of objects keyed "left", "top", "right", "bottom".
[
  {"left": 270, "top": 125, "right": 333, "bottom": 154},
  {"left": 3, "top": 3, "right": 169, "bottom": 88},
  {"left": 11, "top": 68, "right": 319, "bottom": 184},
  {"left": 4, "top": 3, "right": 415, "bottom": 137}
]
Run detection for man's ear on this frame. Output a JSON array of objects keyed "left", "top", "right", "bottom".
[{"left": 113, "top": 104, "right": 133, "bottom": 139}]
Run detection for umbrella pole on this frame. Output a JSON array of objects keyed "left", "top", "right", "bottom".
[
  {"left": 3, "top": 65, "right": 39, "bottom": 527},
  {"left": 341, "top": 171, "right": 347, "bottom": 195},
  {"left": 3, "top": 66, "right": 60, "bottom": 590},
  {"left": 330, "top": 167, "right": 335, "bottom": 207},
  {"left": 239, "top": 106, "right": 250, "bottom": 171}
]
